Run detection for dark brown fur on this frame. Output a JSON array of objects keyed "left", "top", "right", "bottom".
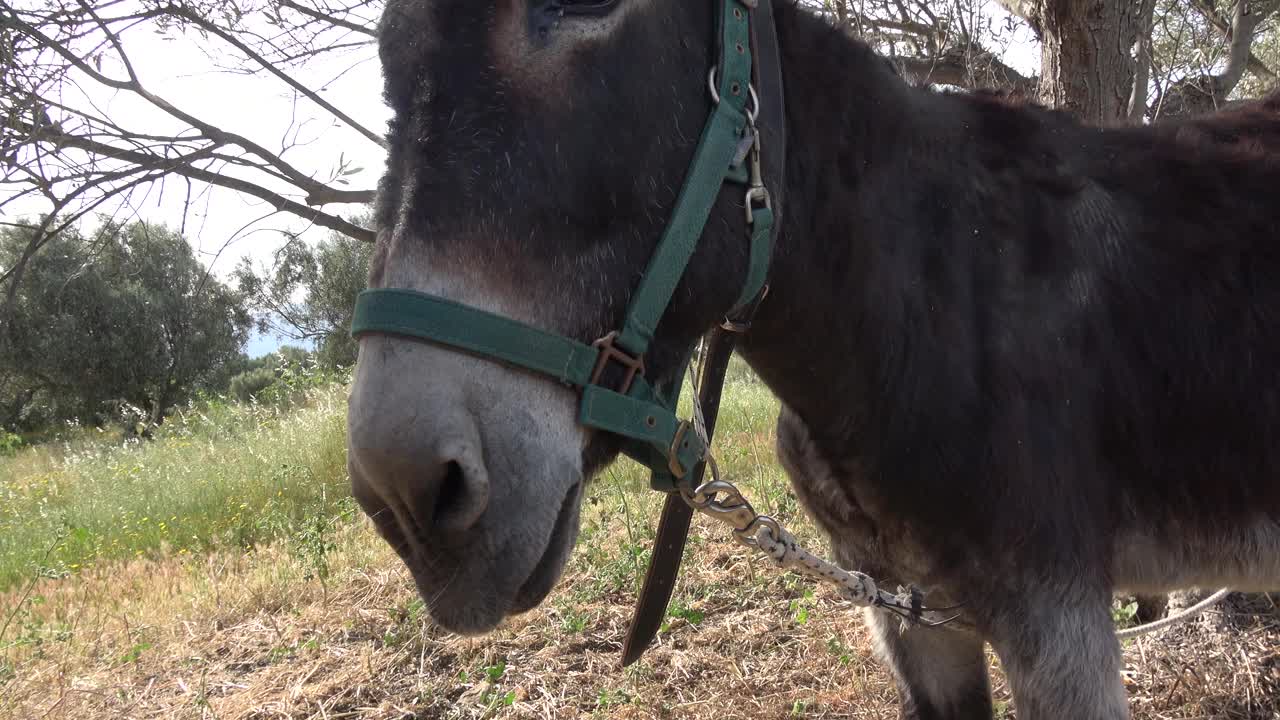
[{"left": 353, "top": 2, "right": 1280, "bottom": 718}]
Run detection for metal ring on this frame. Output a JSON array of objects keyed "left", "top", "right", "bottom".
[{"left": 707, "top": 68, "right": 760, "bottom": 123}]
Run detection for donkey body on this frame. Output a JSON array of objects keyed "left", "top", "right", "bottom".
[{"left": 346, "top": 2, "right": 1280, "bottom": 718}]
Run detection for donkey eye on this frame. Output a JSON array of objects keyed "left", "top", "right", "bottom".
[{"left": 560, "top": 0, "right": 618, "bottom": 16}]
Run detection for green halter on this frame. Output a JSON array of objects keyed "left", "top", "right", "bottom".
[{"left": 350, "top": 0, "right": 775, "bottom": 494}]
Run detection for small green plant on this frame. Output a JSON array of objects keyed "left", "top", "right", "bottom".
[
  {"left": 791, "top": 699, "right": 810, "bottom": 716},
  {"left": 826, "top": 635, "right": 852, "bottom": 665},
  {"left": 596, "top": 687, "right": 630, "bottom": 710},
  {"left": 118, "top": 641, "right": 152, "bottom": 665},
  {"left": 0, "top": 432, "right": 23, "bottom": 457},
  {"left": 1112, "top": 599, "right": 1139, "bottom": 628},
  {"left": 668, "top": 603, "right": 705, "bottom": 626},
  {"left": 268, "top": 644, "right": 294, "bottom": 663},
  {"left": 789, "top": 587, "right": 816, "bottom": 625},
  {"left": 292, "top": 508, "right": 337, "bottom": 584},
  {"left": 558, "top": 606, "right": 588, "bottom": 634},
  {"left": 476, "top": 661, "right": 515, "bottom": 714}
]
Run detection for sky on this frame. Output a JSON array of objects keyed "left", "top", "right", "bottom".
[{"left": 4, "top": 1, "right": 1039, "bottom": 358}]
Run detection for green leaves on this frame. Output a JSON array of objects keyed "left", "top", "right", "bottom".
[
  {"left": 232, "top": 219, "right": 373, "bottom": 372},
  {"left": 1, "top": 219, "right": 252, "bottom": 433}
]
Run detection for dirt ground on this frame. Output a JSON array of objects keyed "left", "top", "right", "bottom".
[{"left": 3, "top": 511, "right": 1277, "bottom": 720}]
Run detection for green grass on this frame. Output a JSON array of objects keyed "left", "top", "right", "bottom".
[
  {"left": 0, "top": 354, "right": 788, "bottom": 596},
  {"left": 0, "top": 382, "right": 354, "bottom": 592}
]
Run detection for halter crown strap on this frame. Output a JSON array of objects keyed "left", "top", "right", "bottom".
[{"left": 613, "top": 0, "right": 759, "bottom": 357}]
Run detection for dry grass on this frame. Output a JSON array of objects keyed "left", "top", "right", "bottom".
[
  {"left": 2, "top": 369, "right": 1277, "bottom": 718},
  {"left": 3, "top": 498, "right": 1276, "bottom": 720}
]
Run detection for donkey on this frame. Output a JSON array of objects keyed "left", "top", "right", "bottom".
[{"left": 344, "top": 1, "right": 1280, "bottom": 718}]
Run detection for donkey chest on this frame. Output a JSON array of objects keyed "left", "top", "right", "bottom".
[{"left": 774, "top": 407, "right": 946, "bottom": 585}]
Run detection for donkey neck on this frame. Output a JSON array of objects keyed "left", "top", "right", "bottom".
[{"left": 737, "top": 5, "right": 924, "bottom": 444}]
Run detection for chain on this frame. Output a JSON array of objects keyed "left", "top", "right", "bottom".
[{"left": 681, "top": 341, "right": 965, "bottom": 632}]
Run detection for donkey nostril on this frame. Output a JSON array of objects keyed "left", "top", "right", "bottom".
[
  {"left": 435, "top": 461, "right": 467, "bottom": 524},
  {"left": 428, "top": 449, "right": 489, "bottom": 535}
]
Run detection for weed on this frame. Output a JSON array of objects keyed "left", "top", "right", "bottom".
[
  {"left": 0, "top": 432, "right": 22, "bottom": 458},
  {"left": 1113, "top": 599, "right": 1139, "bottom": 628},
  {"left": 291, "top": 497, "right": 342, "bottom": 585},
  {"left": 558, "top": 605, "right": 588, "bottom": 634},
  {"left": 668, "top": 603, "right": 705, "bottom": 626},
  {"left": 789, "top": 587, "right": 816, "bottom": 625},
  {"left": 596, "top": 687, "right": 630, "bottom": 710},
  {"left": 118, "top": 641, "right": 151, "bottom": 665},
  {"left": 826, "top": 635, "right": 852, "bottom": 665}
]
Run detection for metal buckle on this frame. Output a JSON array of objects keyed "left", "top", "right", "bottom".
[
  {"left": 590, "top": 331, "right": 645, "bottom": 395},
  {"left": 721, "top": 284, "right": 769, "bottom": 332},
  {"left": 668, "top": 420, "right": 693, "bottom": 477}
]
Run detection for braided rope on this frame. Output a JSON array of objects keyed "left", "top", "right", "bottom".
[
  {"left": 748, "top": 523, "right": 883, "bottom": 606},
  {"left": 1114, "top": 588, "right": 1232, "bottom": 639}
]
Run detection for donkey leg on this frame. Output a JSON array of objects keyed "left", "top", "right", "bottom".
[
  {"left": 864, "top": 607, "right": 993, "bottom": 720},
  {"left": 988, "top": 593, "right": 1128, "bottom": 720}
]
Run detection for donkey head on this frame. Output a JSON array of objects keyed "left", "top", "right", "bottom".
[{"left": 347, "top": 0, "right": 769, "bottom": 634}]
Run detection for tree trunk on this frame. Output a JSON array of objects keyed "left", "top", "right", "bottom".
[
  {"left": 1036, "top": 0, "right": 1143, "bottom": 124},
  {"left": 1128, "top": 0, "right": 1158, "bottom": 122}
]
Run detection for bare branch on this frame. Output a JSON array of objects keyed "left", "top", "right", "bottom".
[
  {"left": 164, "top": 5, "right": 387, "bottom": 149},
  {"left": 895, "top": 44, "right": 1037, "bottom": 93},
  {"left": 1160, "top": 0, "right": 1279, "bottom": 116},
  {"left": 4, "top": 2, "right": 365, "bottom": 203},
  {"left": 278, "top": 0, "right": 377, "bottom": 37},
  {"left": 11, "top": 119, "right": 374, "bottom": 239},
  {"left": 992, "top": 0, "right": 1042, "bottom": 33},
  {"left": 1189, "top": 0, "right": 1278, "bottom": 80}
]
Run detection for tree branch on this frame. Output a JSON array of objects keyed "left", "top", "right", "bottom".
[
  {"left": 1220, "top": 0, "right": 1272, "bottom": 91},
  {"left": 165, "top": 6, "right": 387, "bottom": 149},
  {"left": 1189, "top": 0, "right": 1278, "bottom": 80},
  {"left": 278, "top": 0, "right": 378, "bottom": 38},
  {"left": 3, "top": 2, "right": 377, "bottom": 210},
  {"left": 894, "top": 45, "right": 1037, "bottom": 93},
  {"left": 992, "top": 0, "right": 1042, "bottom": 34},
  {"left": 13, "top": 120, "right": 374, "bottom": 240}
]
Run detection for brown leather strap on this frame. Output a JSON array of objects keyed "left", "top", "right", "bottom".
[
  {"left": 620, "top": 326, "right": 739, "bottom": 667},
  {"left": 618, "top": 492, "right": 695, "bottom": 666}
]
